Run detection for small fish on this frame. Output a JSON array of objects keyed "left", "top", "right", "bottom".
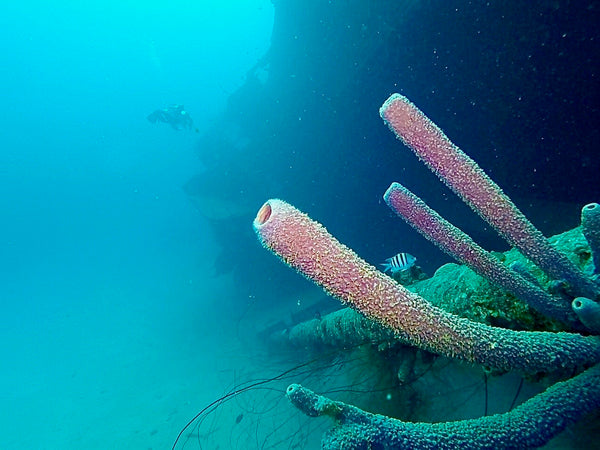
[{"left": 380, "top": 253, "right": 416, "bottom": 275}]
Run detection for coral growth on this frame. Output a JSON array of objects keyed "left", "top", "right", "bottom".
[
  {"left": 287, "top": 364, "right": 600, "bottom": 449},
  {"left": 254, "top": 95, "right": 600, "bottom": 448}
]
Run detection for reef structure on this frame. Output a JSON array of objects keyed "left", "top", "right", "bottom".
[
  {"left": 254, "top": 199, "right": 599, "bottom": 374},
  {"left": 383, "top": 181, "right": 579, "bottom": 328},
  {"left": 253, "top": 94, "right": 600, "bottom": 448},
  {"left": 263, "top": 226, "right": 591, "bottom": 354},
  {"left": 287, "top": 363, "right": 600, "bottom": 450},
  {"left": 380, "top": 94, "right": 599, "bottom": 302}
]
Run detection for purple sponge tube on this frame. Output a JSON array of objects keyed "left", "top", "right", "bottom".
[
  {"left": 287, "top": 363, "right": 600, "bottom": 450},
  {"left": 581, "top": 203, "right": 600, "bottom": 274},
  {"left": 254, "top": 199, "right": 600, "bottom": 374},
  {"left": 384, "top": 182, "right": 579, "bottom": 328},
  {"left": 572, "top": 297, "right": 600, "bottom": 334},
  {"left": 380, "top": 94, "right": 599, "bottom": 300}
]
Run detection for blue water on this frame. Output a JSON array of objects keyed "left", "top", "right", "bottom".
[{"left": 0, "top": 1, "right": 273, "bottom": 447}]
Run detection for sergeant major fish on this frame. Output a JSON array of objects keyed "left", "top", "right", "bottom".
[{"left": 380, "top": 253, "right": 416, "bottom": 275}]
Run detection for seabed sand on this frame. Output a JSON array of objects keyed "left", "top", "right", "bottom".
[{"left": 0, "top": 259, "right": 264, "bottom": 449}]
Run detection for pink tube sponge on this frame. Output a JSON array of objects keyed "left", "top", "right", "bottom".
[
  {"left": 254, "top": 199, "right": 600, "bottom": 374},
  {"left": 384, "top": 182, "right": 578, "bottom": 327},
  {"left": 380, "top": 94, "right": 598, "bottom": 300}
]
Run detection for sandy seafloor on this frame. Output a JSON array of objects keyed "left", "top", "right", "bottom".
[
  {"left": 1, "top": 232, "right": 230, "bottom": 448},
  {"left": 0, "top": 250, "right": 305, "bottom": 448}
]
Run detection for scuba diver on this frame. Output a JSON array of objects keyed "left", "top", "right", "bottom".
[{"left": 147, "top": 104, "right": 194, "bottom": 130}]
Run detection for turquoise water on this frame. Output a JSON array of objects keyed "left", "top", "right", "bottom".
[{"left": 0, "top": 1, "right": 273, "bottom": 447}]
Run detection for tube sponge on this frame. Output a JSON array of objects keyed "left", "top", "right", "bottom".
[
  {"left": 572, "top": 297, "right": 600, "bottom": 334},
  {"left": 581, "top": 203, "right": 600, "bottom": 274},
  {"left": 380, "top": 94, "right": 599, "bottom": 300},
  {"left": 254, "top": 199, "right": 600, "bottom": 374},
  {"left": 384, "top": 182, "right": 578, "bottom": 327},
  {"left": 287, "top": 363, "right": 600, "bottom": 450}
]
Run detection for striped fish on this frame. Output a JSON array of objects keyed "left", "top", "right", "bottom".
[{"left": 380, "top": 253, "right": 416, "bottom": 275}]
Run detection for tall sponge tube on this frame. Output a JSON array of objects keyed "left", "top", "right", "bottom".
[
  {"left": 581, "top": 203, "right": 600, "bottom": 274},
  {"left": 380, "top": 93, "right": 599, "bottom": 300},
  {"left": 253, "top": 199, "right": 600, "bottom": 374},
  {"left": 572, "top": 297, "right": 600, "bottom": 334},
  {"left": 383, "top": 182, "right": 578, "bottom": 327}
]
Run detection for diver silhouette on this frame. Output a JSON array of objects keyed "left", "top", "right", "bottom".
[{"left": 147, "top": 104, "right": 193, "bottom": 130}]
